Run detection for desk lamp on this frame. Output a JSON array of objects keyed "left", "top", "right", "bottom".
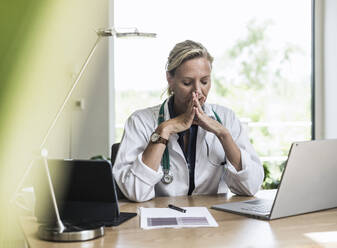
[{"left": 11, "top": 27, "right": 156, "bottom": 242}]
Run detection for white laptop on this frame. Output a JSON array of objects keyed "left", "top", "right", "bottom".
[{"left": 212, "top": 139, "right": 337, "bottom": 220}]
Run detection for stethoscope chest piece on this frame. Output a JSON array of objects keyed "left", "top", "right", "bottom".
[{"left": 161, "top": 169, "right": 173, "bottom": 184}]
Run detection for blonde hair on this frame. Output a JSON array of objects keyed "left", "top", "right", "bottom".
[{"left": 165, "top": 40, "right": 213, "bottom": 96}]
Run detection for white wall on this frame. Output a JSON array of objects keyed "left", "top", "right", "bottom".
[
  {"left": 315, "top": 0, "right": 337, "bottom": 139},
  {"left": 323, "top": 0, "right": 337, "bottom": 139},
  {"left": 46, "top": 0, "right": 113, "bottom": 159},
  {"left": 314, "top": 0, "right": 325, "bottom": 139},
  {"left": 66, "top": 0, "right": 115, "bottom": 159},
  {"left": 69, "top": 38, "right": 111, "bottom": 159}
]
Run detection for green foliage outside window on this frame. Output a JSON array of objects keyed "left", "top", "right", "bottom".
[{"left": 212, "top": 20, "right": 311, "bottom": 189}]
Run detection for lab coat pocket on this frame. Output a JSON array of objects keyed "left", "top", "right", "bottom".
[{"left": 205, "top": 138, "right": 226, "bottom": 168}]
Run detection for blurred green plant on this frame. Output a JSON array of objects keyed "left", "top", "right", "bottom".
[
  {"left": 262, "top": 160, "right": 286, "bottom": 189},
  {"left": 262, "top": 163, "right": 278, "bottom": 189}
]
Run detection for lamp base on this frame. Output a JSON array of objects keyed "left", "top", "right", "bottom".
[{"left": 37, "top": 223, "right": 104, "bottom": 242}]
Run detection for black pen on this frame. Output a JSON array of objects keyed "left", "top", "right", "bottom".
[{"left": 168, "top": 204, "right": 186, "bottom": 213}]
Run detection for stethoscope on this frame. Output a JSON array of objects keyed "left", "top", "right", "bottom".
[{"left": 158, "top": 100, "right": 223, "bottom": 184}]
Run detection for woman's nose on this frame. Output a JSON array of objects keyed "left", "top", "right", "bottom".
[{"left": 193, "top": 82, "right": 202, "bottom": 95}]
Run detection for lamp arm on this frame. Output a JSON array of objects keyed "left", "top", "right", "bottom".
[
  {"left": 11, "top": 26, "right": 156, "bottom": 206},
  {"left": 40, "top": 35, "right": 102, "bottom": 149},
  {"left": 10, "top": 35, "right": 102, "bottom": 205}
]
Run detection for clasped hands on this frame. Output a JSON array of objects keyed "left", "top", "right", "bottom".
[{"left": 158, "top": 92, "right": 226, "bottom": 139}]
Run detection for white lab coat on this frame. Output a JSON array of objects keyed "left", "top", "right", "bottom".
[{"left": 113, "top": 99, "right": 264, "bottom": 202}]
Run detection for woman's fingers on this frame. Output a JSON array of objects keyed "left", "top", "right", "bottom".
[
  {"left": 192, "top": 106, "right": 200, "bottom": 125},
  {"left": 194, "top": 104, "right": 218, "bottom": 133},
  {"left": 195, "top": 98, "right": 203, "bottom": 113},
  {"left": 193, "top": 92, "right": 204, "bottom": 112},
  {"left": 192, "top": 92, "right": 205, "bottom": 119},
  {"left": 173, "top": 92, "right": 207, "bottom": 131},
  {"left": 184, "top": 94, "right": 194, "bottom": 117},
  {"left": 174, "top": 101, "right": 195, "bottom": 133}
]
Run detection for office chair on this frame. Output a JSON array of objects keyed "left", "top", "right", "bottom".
[{"left": 111, "top": 143, "right": 126, "bottom": 199}]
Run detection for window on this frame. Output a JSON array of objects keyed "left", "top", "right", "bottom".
[{"left": 114, "top": 0, "right": 312, "bottom": 187}]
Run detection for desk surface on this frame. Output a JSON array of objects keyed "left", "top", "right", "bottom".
[{"left": 22, "top": 190, "right": 337, "bottom": 248}]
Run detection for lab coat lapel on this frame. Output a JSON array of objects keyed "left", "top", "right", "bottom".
[
  {"left": 168, "top": 134, "right": 185, "bottom": 161},
  {"left": 196, "top": 127, "right": 207, "bottom": 162},
  {"left": 195, "top": 103, "right": 216, "bottom": 162}
]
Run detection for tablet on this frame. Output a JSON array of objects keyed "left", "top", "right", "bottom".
[{"left": 33, "top": 159, "right": 136, "bottom": 226}]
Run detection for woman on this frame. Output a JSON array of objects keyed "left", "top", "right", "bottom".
[{"left": 113, "top": 40, "right": 264, "bottom": 202}]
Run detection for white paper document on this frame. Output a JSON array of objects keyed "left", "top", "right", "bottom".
[{"left": 139, "top": 206, "right": 218, "bottom": 229}]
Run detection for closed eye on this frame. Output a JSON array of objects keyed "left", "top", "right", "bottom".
[{"left": 201, "top": 76, "right": 210, "bottom": 85}]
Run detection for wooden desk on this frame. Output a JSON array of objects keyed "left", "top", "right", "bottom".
[{"left": 22, "top": 190, "right": 337, "bottom": 248}]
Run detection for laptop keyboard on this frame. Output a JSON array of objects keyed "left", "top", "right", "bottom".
[
  {"left": 241, "top": 205, "right": 271, "bottom": 213},
  {"left": 240, "top": 199, "right": 273, "bottom": 214}
]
